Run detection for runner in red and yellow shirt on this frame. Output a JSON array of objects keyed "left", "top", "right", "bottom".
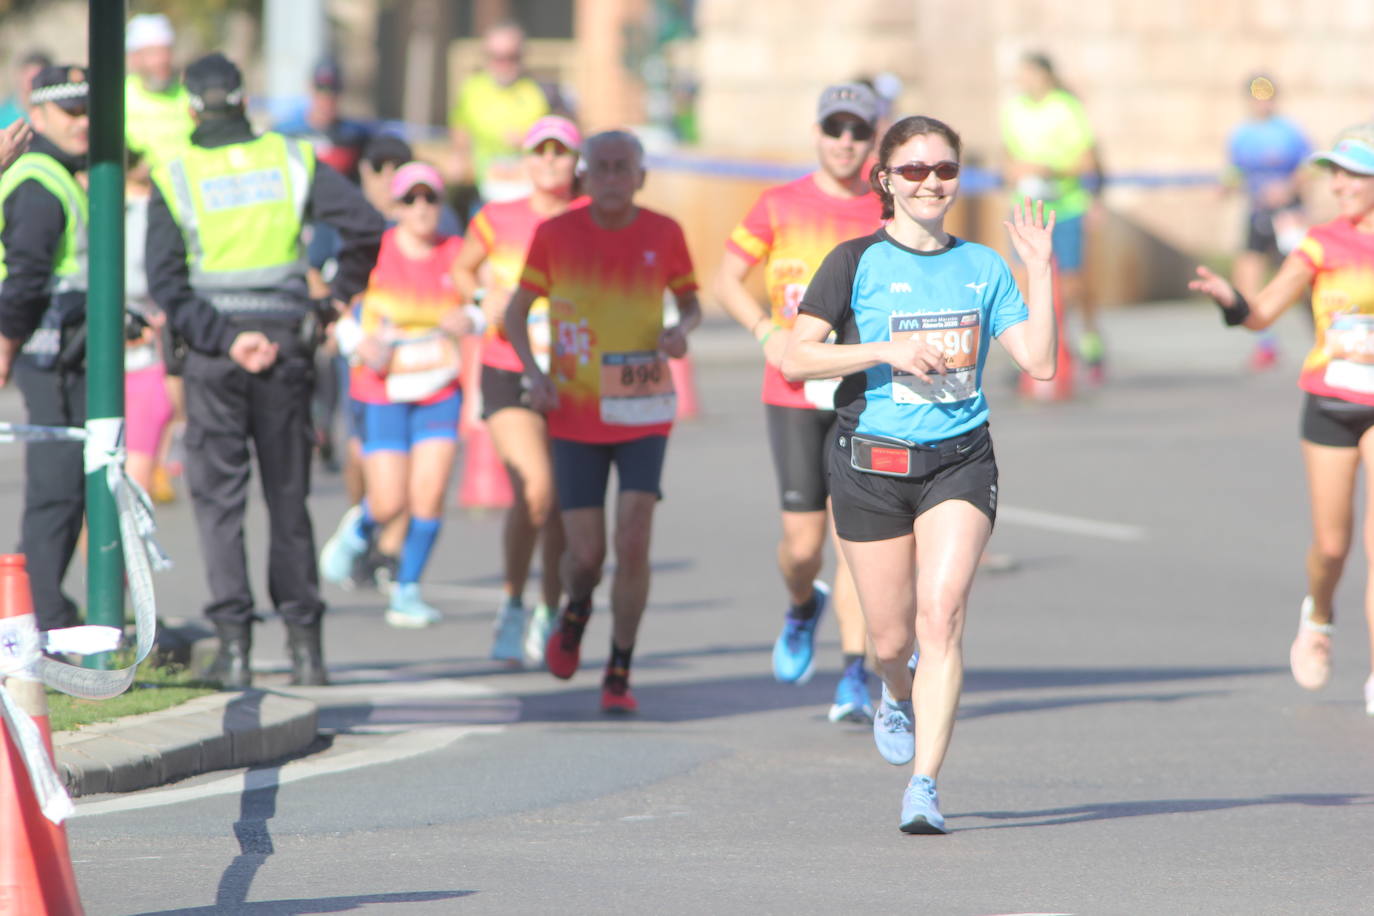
[
  {"left": 453, "top": 115, "right": 583, "bottom": 667},
  {"left": 506, "top": 130, "right": 701, "bottom": 714},
  {"left": 1192, "top": 122, "right": 1374, "bottom": 715},
  {"left": 712, "top": 83, "right": 883, "bottom": 723}
]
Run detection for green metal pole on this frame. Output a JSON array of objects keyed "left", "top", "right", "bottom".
[{"left": 85, "top": 0, "right": 127, "bottom": 668}]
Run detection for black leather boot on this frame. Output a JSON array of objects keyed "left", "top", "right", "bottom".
[
  {"left": 210, "top": 621, "right": 253, "bottom": 689},
  {"left": 285, "top": 621, "right": 329, "bottom": 686}
]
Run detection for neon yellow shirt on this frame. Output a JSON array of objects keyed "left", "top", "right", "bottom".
[
  {"left": 125, "top": 75, "right": 195, "bottom": 170},
  {"left": 447, "top": 71, "right": 548, "bottom": 196},
  {"left": 1001, "top": 88, "right": 1095, "bottom": 217}
]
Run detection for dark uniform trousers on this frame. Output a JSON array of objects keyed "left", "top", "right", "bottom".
[
  {"left": 14, "top": 361, "right": 85, "bottom": 631},
  {"left": 182, "top": 327, "right": 323, "bottom": 628}
]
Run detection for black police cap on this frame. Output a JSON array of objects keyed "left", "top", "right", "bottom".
[
  {"left": 29, "top": 65, "right": 88, "bottom": 113},
  {"left": 184, "top": 53, "right": 244, "bottom": 112}
]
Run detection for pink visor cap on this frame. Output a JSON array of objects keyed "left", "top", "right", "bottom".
[
  {"left": 523, "top": 116, "right": 582, "bottom": 152},
  {"left": 390, "top": 161, "right": 444, "bottom": 199}
]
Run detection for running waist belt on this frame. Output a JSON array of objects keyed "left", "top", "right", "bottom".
[{"left": 840, "top": 424, "right": 988, "bottom": 478}]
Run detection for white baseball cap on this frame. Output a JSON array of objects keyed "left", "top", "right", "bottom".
[{"left": 126, "top": 14, "right": 175, "bottom": 53}]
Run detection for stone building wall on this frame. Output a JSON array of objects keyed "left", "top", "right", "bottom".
[{"left": 693, "top": 0, "right": 1374, "bottom": 279}]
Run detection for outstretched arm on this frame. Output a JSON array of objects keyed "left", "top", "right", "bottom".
[{"left": 1190, "top": 254, "right": 1314, "bottom": 330}]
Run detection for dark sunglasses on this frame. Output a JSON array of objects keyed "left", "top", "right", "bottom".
[
  {"left": 55, "top": 104, "right": 88, "bottom": 119},
  {"left": 820, "top": 116, "right": 875, "bottom": 142},
  {"left": 886, "top": 161, "right": 960, "bottom": 182},
  {"left": 401, "top": 188, "right": 439, "bottom": 205}
]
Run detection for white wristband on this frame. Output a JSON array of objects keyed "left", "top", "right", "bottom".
[{"left": 463, "top": 304, "right": 487, "bottom": 336}]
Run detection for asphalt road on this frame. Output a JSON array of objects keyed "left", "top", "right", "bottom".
[{"left": 7, "top": 304, "right": 1372, "bottom": 915}]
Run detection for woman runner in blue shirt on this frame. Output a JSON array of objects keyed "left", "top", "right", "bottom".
[{"left": 782, "top": 115, "right": 1057, "bottom": 833}]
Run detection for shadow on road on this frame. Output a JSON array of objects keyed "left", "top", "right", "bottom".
[
  {"left": 512, "top": 664, "right": 1282, "bottom": 724},
  {"left": 958, "top": 792, "right": 1374, "bottom": 830},
  {"left": 130, "top": 890, "right": 476, "bottom": 915}
]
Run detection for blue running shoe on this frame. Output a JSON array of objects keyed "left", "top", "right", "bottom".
[
  {"left": 490, "top": 596, "right": 526, "bottom": 663},
  {"left": 908, "top": 650, "right": 918, "bottom": 674},
  {"left": 772, "top": 580, "right": 828, "bottom": 684},
  {"left": 900, "top": 775, "right": 947, "bottom": 834},
  {"left": 385, "top": 583, "right": 442, "bottom": 628},
  {"left": 873, "top": 684, "right": 914, "bottom": 765},
  {"left": 319, "top": 505, "right": 368, "bottom": 588},
  {"left": 828, "top": 660, "right": 874, "bottom": 723}
]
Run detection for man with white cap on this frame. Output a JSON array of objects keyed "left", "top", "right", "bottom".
[
  {"left": 145, "top": 53, "right": 384, "bottom": 688},
  {"left": 0, "top": 65, "right": 91, "bottom": 633},
  {"left": 125, "top": 13, "right": 194, "bottom": 170}
]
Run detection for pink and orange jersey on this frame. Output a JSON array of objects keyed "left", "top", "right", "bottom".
[
  {"left": 471, "top": 196, "right": 587, "bottom": 372},
  {"left": 726, "top": 174, "right": 882, "bottom": 408},
  {"left": 351, "top": 228, "right": 464, "bottom": 405},
  {"left": 1294, "top": 219, "right": 1374, "bottom": 406},
  {"left": 519, "top": 206, "right": 697, "bottom": 444}
]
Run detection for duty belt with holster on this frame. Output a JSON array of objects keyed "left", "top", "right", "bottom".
[{"left": 839, "top": 423, "right": 989, "bottom": 478}]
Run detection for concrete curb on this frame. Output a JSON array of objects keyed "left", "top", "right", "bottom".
[{"left": 54, "top": 689, "right": 319, "bottom": 798}]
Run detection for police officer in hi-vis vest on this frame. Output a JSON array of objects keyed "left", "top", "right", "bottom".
[
  {"left": 146, "top": 54, "right": 383, "bottom": 687},
  {"left": 0, "top": 65, "right": 90, "bottom": 634}
]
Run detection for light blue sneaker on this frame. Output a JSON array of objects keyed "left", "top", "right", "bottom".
[
  {"left": 385, "top": 583, "right": 442, "bottom": 628},
  {"left": 524, "top": 603, "right": 555, "bottom": 667},
  {"left": 319, "top": 505, "right": 368, "bottom": 588},
  {"left": 873, "top": 684, "right": 914, "bottom": 765},
  {"left": 491, "top": 597, "right": 526, "bottom": 663},
  {"left": 772, "top": 580, "right": 829, "bottom": 684},
  {"left": 900, "top": 775, "right": 947, "bottom": 834},
  {"left": 828, "top": 660, "right": 874, "bottom": 723}
]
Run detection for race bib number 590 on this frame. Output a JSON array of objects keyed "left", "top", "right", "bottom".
[
  {"left": 890, "top": 310, "right": 980, "bottom": 405},
  {"left": 599, "top": 350, "right": 676, "bottom": 426}
]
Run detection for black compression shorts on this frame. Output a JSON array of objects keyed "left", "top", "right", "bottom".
[{"left": 765, "top": 404, "right": 835, "bottom": 513}]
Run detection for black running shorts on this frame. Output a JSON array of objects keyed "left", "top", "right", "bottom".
[
  {"left": 827, "top": 424, "right": 998, "bottom": 542},
  {"left": 765, "top": 404, "right": 836, "bottom": 513},
  {"left": 1301, "top": 393, "right": 1374, "bottom": 448},
  {"left": 551, "top": 435, "right": 668, "bottom": 511},
  {"left": 480, "top": 365, "right": 533, "bottom": 419}
]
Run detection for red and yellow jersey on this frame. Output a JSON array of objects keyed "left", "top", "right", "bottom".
[
  {"left": 1295, "top": 219, "right": 1374, "bottom": 405},
  {"left": 351, "top": 228, "right": 464, "bottom": 405},
  {"left": 519, "top": 206, "right": 697, "bottom": 443},
  {"left": 726, "top": 174, "right": 882, "bottom": 408},
  {"left": 471, "top": 196, "right": 587, "bottom": 372}
]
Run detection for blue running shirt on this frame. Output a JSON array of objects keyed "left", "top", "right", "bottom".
[{"left": 799, "top": 230, "right": 1028, "bottom": 445}]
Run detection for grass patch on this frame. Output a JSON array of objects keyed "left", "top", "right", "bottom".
[{"left": 47, "top": 661, "right": 220, "bottom": 733}]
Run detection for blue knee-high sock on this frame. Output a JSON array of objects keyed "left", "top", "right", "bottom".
[{"left": 397, "top": 516, "right": 441, "bottom": 585}]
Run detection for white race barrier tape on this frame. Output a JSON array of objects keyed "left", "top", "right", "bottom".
[{"left": 0, "top": 417, "right": 167, "bottom": 823}]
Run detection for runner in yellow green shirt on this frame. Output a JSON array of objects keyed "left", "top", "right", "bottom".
[
  {"left": 447, "top": 22, "right": 551, "bottom": 203},
  {"left": 1002, "top": 52, "right": 1104, "bottom": 379}
]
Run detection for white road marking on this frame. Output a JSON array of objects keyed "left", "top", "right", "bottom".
[
  {"left": 998, "top": 505, "right": 1146, "bottom": 542},
  {"left": 72, "top": 724, "right": 500, "bottom": 819}
]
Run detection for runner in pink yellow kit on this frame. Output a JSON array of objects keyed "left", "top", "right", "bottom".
[
  {"left": 320, "top": 162, "right": 480, "bottom": 628},
  {"left": 1192, "top": 122, "right": 1374, "bottom": 715},
  {"left": 454, "top": 116, "right": 582, "bottom": 666},
  {"left": 713, "top": 83, "right": 883, "bottom": 722}
]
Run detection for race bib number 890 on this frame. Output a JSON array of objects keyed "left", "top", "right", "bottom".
[
  {"left": 599, "top": 350, "right": 676, "bottom": 426},
  {"left": 890, "top": 310, "right": 981, "bottom": 405}
]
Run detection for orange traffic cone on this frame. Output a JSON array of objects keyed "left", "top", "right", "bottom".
[
  {"left": 670, "top": 355, "right": 700, "bottom": 420},
  {"left": 0, "top": 554, "right": 84, "bottom": 915},
  {"left": 1019, "top": 260, "right": 1075, "bottom": 402}
]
